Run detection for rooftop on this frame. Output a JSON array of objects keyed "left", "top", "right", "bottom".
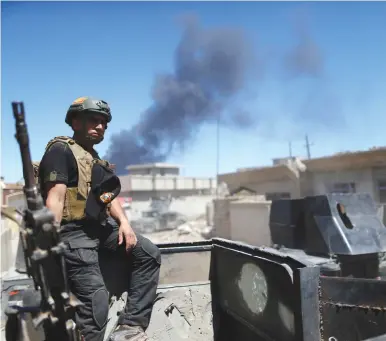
[
  {"left": 219, "top": 163, "right": 298, "bottom": 186},
  {"left": 125, "top": 163, "right": 181, "bottom": 171},
  {"left": 3, "top": 183, "right": 23, "bottom": 190},
  {"left": 303, "top": 147, "right": 386, "bottom": 171},
  {"left": 219, "top": 147, "right": 386, "bottom": 186}
]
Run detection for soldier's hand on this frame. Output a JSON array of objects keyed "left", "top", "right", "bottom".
[{"left": 118, "top": 222, "right": 138, "bottom": 252}]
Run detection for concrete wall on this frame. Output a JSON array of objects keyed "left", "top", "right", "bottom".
[
  {"left": 120, "top": 175, "right": 217, "bottom": 201},
  {"left": 5, "top": 191, "right": 25, "bottom": 208},
  {"left": 1, "top": 193, "right": 26, "bottom": 277},
  {"left": 129, "top": 167, "right": 180, "bottom": 176},
  {"left": 248, "top": 179, "right": 299, "bottom": 199},
  {"left": 222, "top": 166, "right": 386, "bottom": 203},
  {"left": 378, "top": 204, "right": 386, "bottom": 226},
  {"left": 284, "top": 167, "right": 386, "bottom": 201},
  {"left": 1, "top": 217, "right": 20, "bottom": 275},
  {"left": 229, "top": 200, "right": 272, "bottom": 247},
  {"left": 212, "top": 198, "right": 386, "bottom": 249},
  {"left": 167, "top": 195, "right": 215, "bottom": 220},
  {"left": 128, "top": 195, "right": 215, "bottom": 221},
  {"left": 122, "top": 189, "right": 215, "bottom": 202},
  {"left": 213, "top": 197, "right": 239, "bottom": 239},
  {"left": 225, "top": 178, "right": 300, "bottom": 200},
  {"left": 310, "top": 169, "right": 374, "bottom": 196},
  {"left": 123, "top": 175, "right": 216, "bottom": 191},
  {"left": 373, "top": 167, "right": 386, "bottom": 203},
  {"left": 242, "top": 179, "right": 293, "bottom": 195},
  {"left": 2, "top": 188, "right": 22, "bottom": 205},
  {"left": 308, "top": 167, "right": 386, "bottom": 202},
  {"left": 212, "top": 196, "right": 270, "bottom": 241}
]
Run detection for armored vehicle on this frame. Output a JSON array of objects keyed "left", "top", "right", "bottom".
[
  {"left": 269, "top": 193, "right": 386, "bottom": 279},
  {"left": 3, "top": 193, "right": 386, "bottom": 341}
]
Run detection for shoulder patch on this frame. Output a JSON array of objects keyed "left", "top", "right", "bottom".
[{"left": 49, "top": 171, "right": 58, "bottom": 181}]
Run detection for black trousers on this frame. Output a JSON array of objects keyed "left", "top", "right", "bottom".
[{"left": 63, "top": 221, "right": 161, "bottom": 341}]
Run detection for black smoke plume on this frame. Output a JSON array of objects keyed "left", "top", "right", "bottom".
[
  {"left": 278, "top": 7, "right": 343, "bottom": 136},
  {"left": 104, "top": 16, "right": 259, "bottom": 175},
  {"left": 284, "top": 23, "right": 324, "bottom": 78},
  {"left": 282, "top": 6, "right": 324, "bottom": 79}
]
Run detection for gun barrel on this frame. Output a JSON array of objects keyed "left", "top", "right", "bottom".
[
  {"left": 12, "top": 102, "right": 44, "bottom": 211},
  {"left": 12, "top": 102, "right": 36, "bottom": 190},
  {"left": 9, "top": 101, "right": 80, "bottom": 341}
]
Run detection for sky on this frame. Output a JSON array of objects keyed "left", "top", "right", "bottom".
[{"left": 1, "top": 1, "right": 386, "bottom": 183}]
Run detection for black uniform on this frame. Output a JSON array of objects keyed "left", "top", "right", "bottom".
[{"left": 39, "top": 141, "right": 161, "bottom": 341}]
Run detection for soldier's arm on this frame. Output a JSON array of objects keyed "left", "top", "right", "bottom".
[
  {"left": 110, "top": 199, "right": 130, "bottom": 225},
  {"left": 110, "top": 198, "right": 137, "bottom": 249},
  {"left": 39, "top": 143, "right": 73, "bottom": 223},
  {"left": 46, "top": 183, "right": 67, "bottom": 223},
  {"left": 99, "top": 160, "right": 129, "bottom": 225}
]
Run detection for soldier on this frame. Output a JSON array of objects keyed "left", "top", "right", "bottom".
[{"left": 37, "top": 97, "right": 161, "bottom": 341}]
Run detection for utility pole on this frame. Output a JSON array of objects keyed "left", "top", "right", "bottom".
[
  {"left": 289, "top": 141, "right": 293, "bottom": 158},
  {"left": 305, "top": 134, "right": 314, "bottom": 159}
]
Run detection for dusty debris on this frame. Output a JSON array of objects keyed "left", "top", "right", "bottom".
[
  {"left": 146, "top": 284, "right": 213, "bottom": 341},
  {"left": 143, "top": 218, "right": 212, "bottom": 244},
  {"left": 177, "top": 224, "right": 192, "bottom": 235}
]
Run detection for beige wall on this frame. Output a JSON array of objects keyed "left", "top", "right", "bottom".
[
  {"left": 225, "top": 178, "right": 299, "bottom": 199},
  {"left": 212, "top": 198, "right": 386, "bottom": 248},
  {"left": 221, "top": 166, "right": 386, "bottom": 203},
  {"left": 1, "top": 217, "right": 20, "bottom": 274},
  {"left": 1, "top": 193, "right": 25, "bottom": 275},
  {"left": 245, "top": 169, "right": 382, "bottom": 201},
  {"left": 378, "top": 204, "right": 386, "bottom": 226},
  {"left": 245, "top": 179, "right": 299, "bottom": 198},
  {"left": 213, "top": 197, "right": 239, "bottom": 239},
  {"left": 310, "top": 168, "right": 374, "bottom": 196},
  {"left": 213, "top": 164, "right": 386, "bottom": 247},
  {"left": 213, "top": 196, "right": 273, "bottom": 246},
  {"left": 229, "top": 200, "right": 272, "bottom": 247},
  {"left": 308, "top": 167, "right": 386, "bottom": 202},
  {"left": 6, "top": 191, "right": 26, "bottom": 208},
  {"left": 373, "top": 167, "right": 386, "bottom": 203},
  {"left": 373, "top": 167, "right": 386, "bottom": 179},
  {"left": 129, "top": 167, "right": 180, "bottom": 176},
  {"left": 119, "top": 175, "right": 216, "bottom": 194},
  {"left": 121, "top": 189, "right": 215, "bottom": 202}
]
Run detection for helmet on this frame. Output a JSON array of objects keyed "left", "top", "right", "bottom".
[{"left": 65, "top": 97, "right": 112, "bottom": 126}]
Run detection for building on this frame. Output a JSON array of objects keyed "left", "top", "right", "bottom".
[
  {"left": 1, "top": 178, "right": 23, "bottom": 206},
  {"left": 218, "top": 148, "right": 386, "bottom": 204},
  {"left": 125, "top": 163, "right": 180, "bottom": 176},
  {"left": 119, "top": 163, "right": 217, "bottom": 201}
]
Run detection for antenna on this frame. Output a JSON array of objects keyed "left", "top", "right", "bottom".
[
  {"left": 305, "top": 134, "right": 314, "bottom": 159},
  {"left": 289, "top": 141, "right": 293, "bottom": 158}
]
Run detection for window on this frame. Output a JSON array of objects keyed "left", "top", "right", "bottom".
[
  {"left": 379, "top": 180, "right": 386, "bottom": 203},
  {"left": 330, "top": 182, "right": 356, "bottom": 194},
  {"left": 265, "top": 192, "right": 291, "bottom": 201}
]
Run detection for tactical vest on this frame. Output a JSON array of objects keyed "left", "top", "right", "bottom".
[{"left": 33, "top": 136, "right": 111, "bottom": 222}]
